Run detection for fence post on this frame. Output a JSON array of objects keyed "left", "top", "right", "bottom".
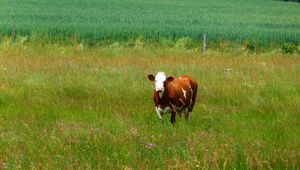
[
  {"left": 202, "top": 33, "right": 207, "bottom": 53},
  {"left": 12, "top": 28, "right": 16, "bottom": 43}
]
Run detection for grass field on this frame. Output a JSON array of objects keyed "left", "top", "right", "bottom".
[
  {"left": 0, "top": 40, "right": 299, "bottom": 169},
  {"left": 1, "top": 0, "right": 299, "bottom": 169},
  {"left": 1, "top": 0, "right": 300, "bottom": 45}
]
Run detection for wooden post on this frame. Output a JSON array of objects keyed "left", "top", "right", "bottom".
[
  {"left": 202, "top": 33, "right": 207, "bottom": 53},
  {"left": 12, "top": 28, "right": 16, "bottom": 43}
]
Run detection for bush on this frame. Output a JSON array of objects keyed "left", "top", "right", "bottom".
[
  {"left": 243, "top": 41, "right": 256, "bottom": 52},
  {"left": 174, "top": 37, "right": 194, "bottom": 49},
  {"left": 281, "top": 43, "right": 298, "bottom": 54},
  {"left": 277, "top": 0, "right": 300, "bottom": 2}
]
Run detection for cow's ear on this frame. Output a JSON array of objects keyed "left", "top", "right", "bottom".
[
  {"left": 166, "top": 76, "right": 174, "bottom": 82},
  {"left": 148, "top": 74, "right": 155, "bottom": 81}
]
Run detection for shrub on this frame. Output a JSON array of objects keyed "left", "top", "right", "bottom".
[
  {"left": 277, "top": 0, "right": 300, "bottom": 2},
  {"left": 281, "top": 43, "right": 298, "bottom": 54},
  {"left": 243, "top": 41, "right": 256, "bottom": 52},
  {"left": 174, "top": 37, "right": 194, "bottom": 49}
]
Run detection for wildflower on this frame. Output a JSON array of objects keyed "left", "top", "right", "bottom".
[
  {"left": 224, "top": 68, "right": 233, "bottom": 74},
  {"left": 143, "top": 141, "right": 156, "bottom": 149},
  {"left": 0, "top": 162, "right": 7, "bottom": 169},
  {"left": 130, "top": 127, "right": 138, "bottom": 136}
]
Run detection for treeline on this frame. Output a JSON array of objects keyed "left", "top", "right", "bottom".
[{"left": 278, "top": 0, "right": 300, "bottom": 2}]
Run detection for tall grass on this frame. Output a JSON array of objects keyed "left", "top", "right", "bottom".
[
  {"left": 0, "top": 0, "right": 299, "bottom": 45},
  {"left": 0, "top": 40, "right": 299, "bottom": 169}
]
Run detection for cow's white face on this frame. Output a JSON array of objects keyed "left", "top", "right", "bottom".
[
  {"left": 148, "top": 72, "right": 173, "bottom": 99},
  {"left": 154, "top": 72, "right": 166, "bottom": 93}
]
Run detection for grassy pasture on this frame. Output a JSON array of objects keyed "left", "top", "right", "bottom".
[
  {"left": 0, "top": 0, "right": 300, "bottom": 45},
  {"left": 0, "top": 41, "right": 299, "bottom": 169}
]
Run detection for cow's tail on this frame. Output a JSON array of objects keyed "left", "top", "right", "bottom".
[{"left": 188, "top": 78, "right": 198, "bottom": 113}]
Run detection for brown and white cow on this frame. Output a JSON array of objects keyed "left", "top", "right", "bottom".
[{"left": 148, "top": 72, "right": 198, "bottom": 124}]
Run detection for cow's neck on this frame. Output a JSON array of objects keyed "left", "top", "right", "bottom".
[{"left": 158, "top": 88, "right": 170, "bottom": 100}]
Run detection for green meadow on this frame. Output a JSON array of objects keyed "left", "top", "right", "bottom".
[
  {"left": 0, "top": 40, "right": 299, "bottom": 169},
  {"left": 0, "top": 0, "right": 300, "bottom": 169},
  {"left": 0, "top": 0, "right": 300, "bottom": 45}
]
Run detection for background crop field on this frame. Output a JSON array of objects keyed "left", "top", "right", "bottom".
[
  {"left": 0, "top": 0, "right": 300, "bottom": 45},
  {"left": 0, "top": 42, "right": 299, "bottom": 169}
]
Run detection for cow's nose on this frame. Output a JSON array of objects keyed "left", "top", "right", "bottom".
[
  {"left": 157, "top": 90, "right": 164, "bottom": 99},
  {"left": 156, "top": 87, "right": 164, "bottom": 92}
]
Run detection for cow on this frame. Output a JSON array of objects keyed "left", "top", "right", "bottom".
[{"left": 147, "top": 72, "right": 198, "bottom": 124}]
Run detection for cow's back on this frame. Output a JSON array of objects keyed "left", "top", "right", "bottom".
[{"left": 177, "top": 76, "right": 198, "bottom": 92}]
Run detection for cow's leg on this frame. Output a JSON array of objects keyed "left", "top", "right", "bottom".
[
  {"left": 155, "top": 107, "right": 164, "bottom": 120},
  {"left": 170, "top": 112, "right": 176, "bottom": 124},
  {"left": 184, "top": 109, "right": 190, "bottom": 122},
  {"left": 188, "top": 101, "right": 196, "bottom": 113},
  {"left": 187, "top": 83, "right": 197, "bottom": 113},
  {"left": 186, "top": 112, "right": 192, "bottom": 122}
]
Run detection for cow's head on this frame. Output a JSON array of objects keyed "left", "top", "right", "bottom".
[
  {"left": 148, "top": 72, "right": 174, "bottom": 120},
  {"left": 148, "top": 72, "right": 174, "bottom": 99}
]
